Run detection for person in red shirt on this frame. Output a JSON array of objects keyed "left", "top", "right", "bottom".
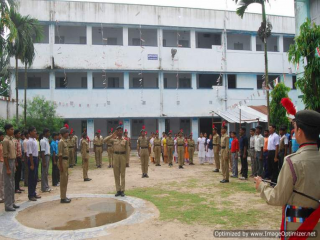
[{"left": 230, "top": 132, "right": 239, "bottom": 178}]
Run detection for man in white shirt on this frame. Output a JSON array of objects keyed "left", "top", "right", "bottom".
[
  {"left": 267, "top": 125, "right": 280, "bottom": 184},
  {"left": 254, "top": 126, "right": 264, "bottom": 177},
  {"left": 27, "top": 127, "right": 41, "bottom": 201},
  {"left": 40, "top": 128, "right": 51, "bottom": 192}
]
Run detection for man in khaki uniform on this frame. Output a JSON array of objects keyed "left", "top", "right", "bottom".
[
  {"left": 137, "top": 127, "right": 150, "bottom": 178},
  {"left": 73, "top": 131, "right": 78, "bottom": 165},
  {"left": 94, "top": 130, "right": 103, "bottom": 168},
  {"left": 188, "top": 134, "right": 195, "bottom": 165},
  {"left": 176, "top": 131, "right": 185, "bottom": 169},
  {"left": 212, "top": 127, "right": 221, "bottom": 173},
  {"left": 153, "top": 132, "right": 161, "bottom": 166},
  {"left": 104, "top": 125, "right": 129, "bottom": 197},
  {"left": 67, "top": 131, "right": 75, "bottom": 168},
  {"left": 220, "top": 123, "right": 230, "bottom": 183},
  {"left": 107, "top": 130, "right": 114, "bottom": 168},
  {"left": 166, "top": 131, "right": 174, "bottom": 167},
  {"left": 255, "top": 109, "right": 320, "bottom": 235},
  {"left": 81, "top": 133, "right": 91, "bottom": 182},
  {"left": 58, "top": 127, "right": 71, "bottom": 203}
]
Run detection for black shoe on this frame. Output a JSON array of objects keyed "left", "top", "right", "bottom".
[
  {"left": 220, "top": 179, "right": 229, "bottom": 183},
  {"left": 126, "top": 163, "right": 129, "bottom": 167},
  {"left": 66, "top": 198, "right": 71, "bottom": 202},
  {"left": 169, "top": 163, "right": 172, "bottom": 167},
  {"left": 213, "top": 169, "right": 219, "bottom": 173},
  {"left": 69, "top": 165, "right": 73, "bottom": 168},
  {"left": 145, "top": 174, "right": 149, "bottom": 178},
  {"left": 120, "top": 191, "right": 125, "bottom": 197},
  {"left": 189, "top": 163, "right": 195, "bottom": 165},
  {"left": 60, "top": 199, "right": 71, "bottom": 203},
  {"left": 108, "top": 165, "right": 111, "bottom": 168},
  {"left": 35, "top": 195, "right": 41, "bottom": 199},
  {"left": 115, "top": 191, "right": 121, "bottom": 197},
  {"left": 13, "top": 204, "right": 20, "bottom": 209},
  {"left": 29, "top": 197, "right": 37, "bottom": 201},
  {"left": 142, "top": 174, "right": 145, "bottom": 178},
  {"left": 179, "top": 165, "right": 184, "bottom": 169},
  {"left": 84, "top": 178, "right": 92, "bottom": 181},
  {"left": 5, "top": 207, "right": 15, "bottom": 212}
]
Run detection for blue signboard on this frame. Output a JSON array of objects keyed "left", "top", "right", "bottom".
[{"left": 148, "top": 54, "right": 158, "bottom": 60}]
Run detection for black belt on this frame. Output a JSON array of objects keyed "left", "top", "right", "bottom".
[
  {"left": 286, "top": 206, "right": 314, "bottom": 219},
  {"left": 114, "top": 151, "right": 126, "bottom": 155},
  {"left": 95, "top": 145, "right": 102, "bottom": 147},
  {"left": 213, "top": 144, "right": 219, "bottom": 146},
  {"left": 63, "top": 157, "right": 68, "bottom": 160},
  {"left": 68, "top": 147, "right": 74, "bottom": 148},
  {"left": 86, "top": 151, "right": 89, "bottom": 153},
  {"left": 178, "top": 145, "right": 184, "bottom": 146},
  {"left": 221, "top": 147, "right": 226, "bottom": 149},
  {"left": 140, "top": 147, "right": 148, "bottom": 149}
]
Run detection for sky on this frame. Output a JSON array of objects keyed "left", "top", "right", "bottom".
[{"left": 64, "top": 0, "right": 295, "bottom": 17}]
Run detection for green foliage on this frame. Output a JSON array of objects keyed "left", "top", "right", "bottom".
[
  {"left": 0, "top": 96, "right": 63, "bottom": 133},
  {"left": 270, "top": 83, "right": 291, "bottom": 130},
  {"left": 288, "top": 19, "right": 320, "bottom": 112}
]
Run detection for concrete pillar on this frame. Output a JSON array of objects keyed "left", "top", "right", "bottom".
[
  {"left": 191, "top": 118, "right": 199, "bottom": 142},
  {"left": 158, "top": 118, "right": 165, "bottom": 136},
  {"left": 158, "top": 28, "right": 162, "bottom": 47},
  {"left": 191, "top": 73, "right": 197, "bottom": 89},
  {"left": 87, "top": 119, "right": 94, "bottom": 143},
  {"left": 123, "top": 27, "right": 129, "bottom": 46},
  {"left": 278, "top": 35, "right": 284, "bottom": 52},
  {"left": 251, "top": 35, "right": 256, "bottom": 52},
  {"left": 87, "top": 26, "right": 92, "bottom": 45},
  {"left": 124, "top": 72, "right": 129, "bottom": 89},
  {"left": 123, "top": 119, "right": 131, "bottom": 137},
  {"left": 49, "top": 24, "right": 55, "bottom": 69},
  {"left": 87, "top": 71, "right": 93, "bottom": 90},
  {"left": 190, "top": 29, "right": 196, "bottom": 49},
  {"left": 49, "top": 71, "right": 55, "bottom": 100}
]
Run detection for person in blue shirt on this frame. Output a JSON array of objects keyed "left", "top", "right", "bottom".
[
  {"left": 51, "top": 133, "right": 60, "bottom": 186},
  {"left": 291, "top": 129, "right": 299, "bottom": 153}
]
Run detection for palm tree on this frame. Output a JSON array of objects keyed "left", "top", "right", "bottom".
[
  {"left": 21, "top": 25, "right": 43, "bottom": 126},
  {"left": 8, "top": 9, "right": 43, "bottom": 123},
  {"left": 234, "top": 0, "right": 272, "bottom": 125}
]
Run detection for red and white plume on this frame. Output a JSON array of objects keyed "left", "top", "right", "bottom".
[
  {"left": 169, "top": 130, "right": 172, "bottom": 133},
  {"left": 125, "top": 129, "right": 128, "bottom": 133},
  {"left": 156, "top": 130, "right": 159, "bottom": 134},
  {"left": 70, "top": 128, "right": 74, "bottom": 134},
  {"left": 212, "top": 123, "right": 215, "bottom": 129},
  {"left": 111, "top": 128, "right": 114, "bottom": 132},
  {"left": 97, "top": 129, "right": 101, "bottom": 134},
  {"left": 180, "top": 129, "right": 183, "bottom": 133},
  {"left": 142, "top": 125, "right": 146, "bottom": 130},
  {"left": 222, "top": 121, "right": 226, "bottom": 127},
  {"left": 119, "top": 121, "right": 123, "bottom": 125},
  {"left": 145, "top": 131, "right": 148, "bottom": 135},
  {"left": 281, "top": 98, "right": 297, "bottom": 116},
  {"left": 64, "top": 123, "right": 69, "bottom": 129}
]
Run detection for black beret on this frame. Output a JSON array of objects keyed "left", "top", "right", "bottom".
[
  {"left": 222, "top": 126, "right": 228, "bottom": 130},
  {"left": 116, "top": 126, "right": 123, "bottom": 130},
  {"left": 140, "top": 129, "right": 145, "bottom": 133},
  {"left": 295, "top": 110, "right": 320, "bottom": 129},
  {"left": 60, "top": 127, "right": 69, "bottom": 135}
]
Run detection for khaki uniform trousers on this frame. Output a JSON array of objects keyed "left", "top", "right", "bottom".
[
  {"left": 214, "top": 146, "right": 220, "bottom": 169},
  {"left": 95, "top": 146, "right": 102, "bottom": 166},
  {"left": 60, "top": 160, "right": 69, "bottom": 199},
  {"left": 167, "top": 146, "right": 174, "bottom": 164},
  {"left": 68, "top": 148, "right": 75, "bottom": 166},
  {"left": 154, "top": 146, "right": 161, "bottom": 165},
  {"left": 113, "top": 153, "right": 126, "bottom": 192},
  {"left": 221, "top": 149, "right": 229, "bottom": 181},
  {"left": 82, "top": 155, "right": 88, "bottom": 179},
  {"left": 108, "top": 147, "right": 113, "bottom": 166},
  {"left": 140, "top": 149, "right": 149, "bottom": 174},
  {"left": 188, "top": 147, "right": 195, "bottom": 164},
  {"left": 127, "top": 147, "right": 131, "bottom": 165},
  {"left": 178, "top": 146, "right": 184, "bottom": 166}
]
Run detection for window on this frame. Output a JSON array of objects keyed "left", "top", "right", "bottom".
[
  {"left": 198, "top": 74, "right": 222, "bottom": 88},
  {"left": 284, "top": 37, "right": 294, "bottom": 52},
  {"left": 180, "top": 119, "right": 190, "bottom": 135},
  {"left": 28, "top": 77, "right": 41, "bottom": 89},
  {"left": 92, "top": 27, "right": 123, "bottom": 46},
  {"left": 256, "top": 36, "right": 279, "bottom": 52},
  {"left": 163, "top": 39, "right": 167, "bottom": 47},
  {"left": 132, "top": 119, "right": 144, "bottom": 137},
  {"left": 79, "top": 36, "right": 86, "bottom": 44},
  {"left": 178, "top": 78, "right": 191, "bottom": 88},
  {"left": 129, "top": 28, "right": 158, "bottom": 47},
  {"left": 18, "top": 73, "right": 49, "bottom": 89},
  {"left": 132, "top": 38, "right": 141, "bottom": 46},
  {"left": 108, "top": 77, "right": 120, "bottom": 88},
  {"left": 55, "top": 36, "right": 65, "bottom": 44},
  {"left": 234, "top": 42, "right": 243, "bottom": 50},
  {"left": 178, "top": 40, "right": 189, "bottom": 48},
  {"left": 257, "top": 75, "right": 264, "bottom": 89},
  {"left": 81, "top": 77, "right": 87, "bottom": 88},
  {"left": 292, "top": 76, "right": 297, "bottom": 89},
  {"left": 133, "top": 78, "right": 142, "bottom": 88},
  {"left": 228, "top": 75, "right": 236, "bottom": 89},
  {"left": 107, "top": 38, "right": 117, "bottom": 45},
  {"left": 55, "top": 26, "right": 86, "bottom": 44},
  {"left": 164, "top": 78, "right": 168, "bottom": 88},
  {"left": 196, "top": 32, "right": 221, "bottom": 49},
  {"left": 228, "top": 34, "right": 251, "bottom": 51},
  {"left": 256, "top": 44, "right": 262, "bottom": 51},
  {"left": 56, "top": 77, "right": 67, "bottom": 89},
  {"left": 257, "top": 75, "right": 277, "bottom": 89}
]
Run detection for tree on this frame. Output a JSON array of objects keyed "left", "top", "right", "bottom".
[
  {"left": 288, "top": 19, "right": 320, "bottom": 113},
  {"left": 270, "top": 83, "right": 291, "bottom": 130},
  {"left": 8, "top": 9, "right": 43, "bottom": 123},
  {"left": 234, "top": 0, "right": 272, "bottom": 125}
]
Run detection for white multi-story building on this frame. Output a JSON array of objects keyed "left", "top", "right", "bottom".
[{"left": 11, "top": 0, "right": 299, "bottom": 145}]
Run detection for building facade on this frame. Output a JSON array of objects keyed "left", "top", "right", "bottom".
[{"left": 11, "top": 0, "right": 299, "bottom": 146}]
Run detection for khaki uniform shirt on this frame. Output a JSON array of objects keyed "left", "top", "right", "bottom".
[
  {"left": 137, "top": 136, "right": 149, "bottom": 149},
  {"left": 167, "top": 137, "right": 174, "bottom": 147},
  {"left": 176, "top": 137, "right": 184, "bottom": 147},
  {"left": 73, "top": 135, "right": 78, "bottom": 148},
  {"left": 67, "top": 137, "right": 75, "bottom": 148},
  {"left": 212, "top": 134, "right": 221, "bottom": 148},
  {"left": 188, "top": 139, "right": 195, "bottom": 148},
  {"left": 153, "top": 138, "right": 161, "bottom": 147},
  {"left": 58, "top": 138, "right": 69, "bottom": 158},
  {"left": 220, "top": 133, "right": 230, "bottom": 153},
  {"left": 80, "top": 139, "right": 89, "bottom": 159},
  {"left": 94, "top": 136, "right": 104, "bottom": 147},
  {"left": 104, "top": 135, "right": 129, "bottom": 160},
  {"left": 2, "top": 135, "right": 16, "bottom": 160}
]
